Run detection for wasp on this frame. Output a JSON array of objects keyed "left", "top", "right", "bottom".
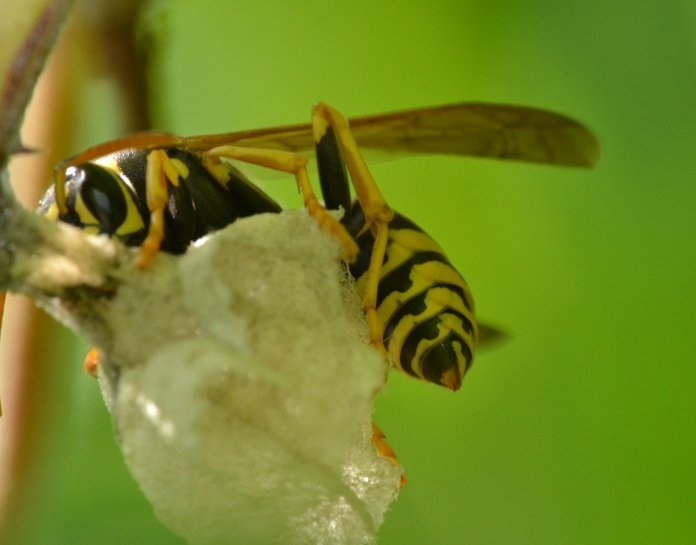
[{"left": 38, "top": 102, "right": 598, "bottom": 391}]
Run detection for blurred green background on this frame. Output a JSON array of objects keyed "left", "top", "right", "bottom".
[{"left": 2, "top": 0, "right": 695, "bottom": 543}]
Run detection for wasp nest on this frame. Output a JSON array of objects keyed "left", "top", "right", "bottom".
[{"left": 98, "top": 210, "right": 402, "bottom": 545}]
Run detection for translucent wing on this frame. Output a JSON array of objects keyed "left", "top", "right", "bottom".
[
  {"left": 183, "top": 102, "right": 599, "bottom": 168},
  {"left": 477, "top": 322, "right": 509, "bottom": 350}
]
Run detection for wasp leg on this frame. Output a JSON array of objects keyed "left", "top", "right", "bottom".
[
  {"left": 52, "top": 132, "right": 183, "bottom": 218},
  {"left": 312, "top": 103, "right": 394, "bottom": 355},
  {"left": 136, "top": 149, "right": 190, "bottom": 268},
  {"left": 83, "top": 347, "right": 102, "bottom": 377},
  {"left": 203, "top": 145, "right": 358, "bottom": 262},
  {"left": 361, "top": 224, "right": 390, "bottom": 356},
  {"left": 372, "top": 422, "right": 406, "bottom": 486}
]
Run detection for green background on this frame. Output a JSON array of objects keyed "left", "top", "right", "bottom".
[{"left": 6, "top": 0, "right": 696, "bottom": 543}]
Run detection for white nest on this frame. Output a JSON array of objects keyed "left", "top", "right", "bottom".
[{"left": 97, "top": 210, "right": 402, "bottom": 545}]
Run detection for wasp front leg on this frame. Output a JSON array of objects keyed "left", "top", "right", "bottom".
[
  {"left": 83, "top": 347, "right": 102, "bottom": 377},
  {"left": 136, "top": 149, "right": 188, "bottom": 267}
]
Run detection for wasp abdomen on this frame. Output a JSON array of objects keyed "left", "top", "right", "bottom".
[{"left": 348, "top": 206, "right": 477, "bottom": 390}]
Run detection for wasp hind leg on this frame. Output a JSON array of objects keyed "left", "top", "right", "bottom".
[
  {"left": 201, "top": 145, "right": 359, "bottom": 262},
  {"left": 312, "top": 104, "right": 408, "bottom": 480},
  {"left": 311, "top": 103, "right": 394, "bottom": 356},
  {"left": 372, "top": 422, "right": 406, "bottom": 486}
]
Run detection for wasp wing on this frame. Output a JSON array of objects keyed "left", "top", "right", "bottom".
[
  {"left": 185, "top": 102, "right": 599, "bottom": 168},
  {"left": 476, "top": 322, "right": 509, "bottom": 350},
  {"left": 348, "top": 102, "right": 599, "bottom": 167}
]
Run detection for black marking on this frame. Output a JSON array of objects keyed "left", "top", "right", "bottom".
[
  {"left": 420, "top": 333, "right": 473, "bottom": 386},
  {"left": 316, "top": 126, "right": 352, "bottom": 215},
  {"left": 399, "top": 313, "right": 474, "bottom": 380},
  {"left": 107, "top": 147, "right": 282, "bottom": 254},
  {"left": 53, "top": 146, "right": 282, "bottom": 255},
  {"left": 345, "top": 204, "right": 425, "bottom": 239},
  {"left": 73, "top": 163, "right": 134, "bottom": 233},
  {"left": 438, "top": 281, "right": 474, "bottom": 313},
  {"left": 382, "top": 287, "right": 475, "bottom": 346},
  {"left": 382, "top": 290, "right": 430, "bottom": 343},
  {"left": 221, "top": 162, "right": 282, "bottom": 215},
  {"left": 387, "top": 213, "right": 427, "bottom": 233},
  {"left": 111, "top": 148, "right": 148, "bottom": 194},
  {"left": 348, "top": 229, "right": 376, "bottom": 279},
  {"left": 345, "top": 206, "right": 431, "bottom": 278},
  {"left": 161, "top": 179, "right": 196, "bottom": 254},
  {"left": 399, "top": 315, "right": 443, "bottom": 376},
  {"left": 376, "top": 251, "right": 452, "bottom": 307}
]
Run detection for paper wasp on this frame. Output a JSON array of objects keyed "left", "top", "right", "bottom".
[{"left": 37, "top": 101, "right": 598, "bottom": 392}]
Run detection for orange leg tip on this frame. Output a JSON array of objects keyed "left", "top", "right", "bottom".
[
  {"left": 83, "top": 347, "right": 101, "bottom": 377},
  {"left": 136, "top": 253, "right": 152, "bottom": 270},
  {"left": 368, "top": 332, "right": 387, "bottom": 356},
  {"left": 340, "top": 240, "right": 359, "bottom": 263},
  {"left": 371, "top": 422, "right": 406, "bottom": 485},
  {"left": 136, "top": 238, "right": 161, "bottom": 269}
]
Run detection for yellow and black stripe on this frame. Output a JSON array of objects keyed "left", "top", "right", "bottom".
[
  {"left": 313, "top": 108, "right": 478, "bottom": 392},
  {"left": 346, "top": 204, "right": 477, "bottom": 391}
]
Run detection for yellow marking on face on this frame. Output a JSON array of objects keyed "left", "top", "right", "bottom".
[
  {"left": 115, "top": 179, "right": 146, "bottom": 237},
  {"left": 97, "top": 160, "right": 147, "bottom": 236},
  {"left": 74, "top": 194, "right": 100, "bottom": 227}
]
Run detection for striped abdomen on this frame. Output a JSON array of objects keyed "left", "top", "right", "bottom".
[{"left": 347, "top": 206, "right": 477, "bottom": 390}]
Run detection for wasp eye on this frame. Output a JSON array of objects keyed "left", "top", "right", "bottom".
[{"left": 70, "top": 162, "right": 131, "bottom": 235}]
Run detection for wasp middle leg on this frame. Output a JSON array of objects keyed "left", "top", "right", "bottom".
[{"left": 201, "top": 145, "right": 359, "bottom": 262}]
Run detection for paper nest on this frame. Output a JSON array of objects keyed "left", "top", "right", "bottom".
[{"left": 96, "top": 210, "right": 402, "bottom": 545}]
